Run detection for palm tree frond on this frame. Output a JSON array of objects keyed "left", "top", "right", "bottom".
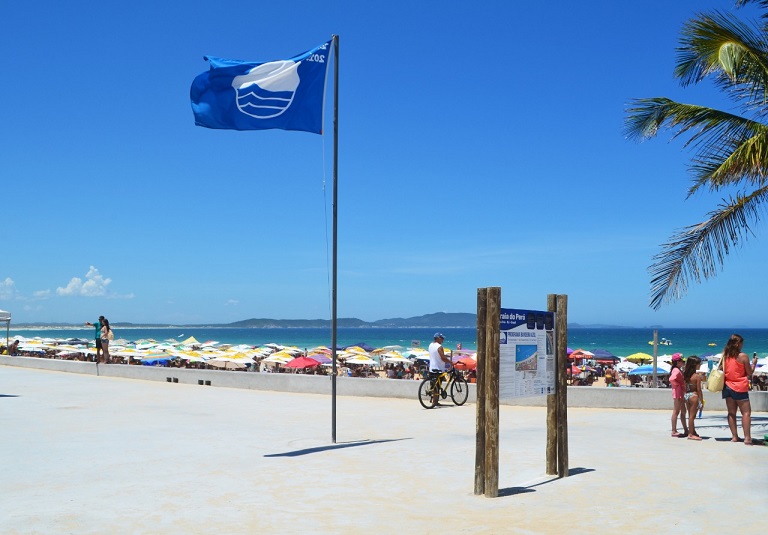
[
  {"left": 649, "top": 185, "right": 768, "bottom": 309},
  {"left": 676, "top": 11, "right": 768, "bottom": 91},
  {"left": 689, "top": 127, "right": 768, "bottom": 194}
]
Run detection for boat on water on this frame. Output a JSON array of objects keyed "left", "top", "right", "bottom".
[
  {"left": 708, "top": 343, "right": 716, "bottom": 346},
  {"left": 648, "top": 337, "right": 672, "bottom": 346}
]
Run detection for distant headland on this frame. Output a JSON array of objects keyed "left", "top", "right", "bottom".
[{"left": 12, "top": 312, "right": 640, "bottom": 330}]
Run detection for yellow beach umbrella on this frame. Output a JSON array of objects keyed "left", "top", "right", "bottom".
[{"left": 626, "top": 352, "right": 653, "bottom": 364}]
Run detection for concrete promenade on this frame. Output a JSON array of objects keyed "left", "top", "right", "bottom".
[{"left": 1, "top": 366, "right": 767, "bottom": 534}]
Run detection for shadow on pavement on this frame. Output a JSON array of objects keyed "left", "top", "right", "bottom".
[
  {"left": 497, "top": 467, "right": 595, "bottom": 497},
  {"left": 264, "top": 438, "right": 412, "bottom": 457}
]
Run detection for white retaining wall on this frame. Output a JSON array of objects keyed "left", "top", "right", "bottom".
[{"left": 2, "top": 355, "right": 765, "bottom": 411}]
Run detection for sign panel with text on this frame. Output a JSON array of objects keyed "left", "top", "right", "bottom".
[{"left": 499, "top": 308, "right": 556, "bottom": 399}]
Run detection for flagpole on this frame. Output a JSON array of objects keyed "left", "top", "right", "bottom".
[{"left": 331, "top": 34, "right": 339, "bottom": 444}]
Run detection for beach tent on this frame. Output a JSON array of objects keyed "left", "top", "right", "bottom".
[{"left": 0, "top": 309, "right": 10, "bottom": 349}]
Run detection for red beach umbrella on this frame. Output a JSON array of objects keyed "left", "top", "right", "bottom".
[{"left": 284, "top": 356, "right": 321, "bottom": 369}]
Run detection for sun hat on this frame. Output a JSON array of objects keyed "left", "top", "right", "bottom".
[
  {"left": 671, "top": 354, "right": 683, "bottom": 362},
  {"left": 434, "top": 332, "right": 444, "bottom": 339}
]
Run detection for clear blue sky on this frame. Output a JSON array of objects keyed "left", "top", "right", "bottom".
[{"left": 1, "top": 0, "right": 765, "bottom": 328}]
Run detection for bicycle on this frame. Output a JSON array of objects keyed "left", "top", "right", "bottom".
[{"left": 418, "top": 366, "right": 469, "bottom": 409}]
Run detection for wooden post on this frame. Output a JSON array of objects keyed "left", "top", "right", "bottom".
[
  {"left": 474, "top": 288, "right": 488, "bottom": 495},
  {"left": 556, "top": 294, "right": 569, "bottom": 477},
  {"left": 484, "top": 287, "right": 501, "bottom": 497},
  {"left": 545, "top": 294, "right": 557, "bottom": 475}
]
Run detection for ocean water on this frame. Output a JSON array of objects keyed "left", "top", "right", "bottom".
[{"left": 4, "top": 326, "right": 768, "bottom": 357}]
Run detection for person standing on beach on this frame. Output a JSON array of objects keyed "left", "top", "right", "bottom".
[
  {"left": 683, "top": 356, "right": 703, "bottom": 440},
  {"left": 428, "top": 333, "right": 452, "bottom": 405},
  {"left": 100, "top": 318, "right": 113, "bottom": 364},
  {"left": 85, "top": 316, "right": 104, "bottom": 363},
  {"left": 721, "top": 334, "right": 758, "bottom": 445},
  {"left": 669, "top": 354, "right": 687, "bottom": 437}
]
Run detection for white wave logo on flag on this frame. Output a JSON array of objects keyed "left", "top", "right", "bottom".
[{"left": 232, "top": 60, "right": 301, "bottom": 119}]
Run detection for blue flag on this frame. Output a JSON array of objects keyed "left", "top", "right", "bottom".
[{"left": 191, "top": 40, "right": 332, "bottom": 134}]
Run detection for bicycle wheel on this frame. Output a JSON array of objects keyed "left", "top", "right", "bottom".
[
  {"left": 418, "top": 378, "right": 437, "bottom": 409},
  {"left": 450, "top": 375, "right": 469, "bottom": 406}
]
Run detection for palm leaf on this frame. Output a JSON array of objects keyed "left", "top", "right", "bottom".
[
  {"left": 676, "top": 10, "right": 768, "bottom": 93},
  {"left": 624, "top": 98, "right": 768, "bottom": 193},
  {"left": 649, "top": 185, "right": 768, "bottom": 309}
]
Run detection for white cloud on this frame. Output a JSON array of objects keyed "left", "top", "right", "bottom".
[
  {"left": 56, "top": 266, "right": 112, "bottom": 297},
  {"left": 225, "top": 299, "right": 239, "bottom": 306},
  {"left": 0, "top": 277, "right": 17, "bottom": 300},
  {"left": 33, "top": 290, "right": 51, "bottom": 299}
]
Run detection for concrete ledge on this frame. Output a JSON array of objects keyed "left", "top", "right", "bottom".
[{"left": 2, "top": 355, "right": 765, "bottom": 411}]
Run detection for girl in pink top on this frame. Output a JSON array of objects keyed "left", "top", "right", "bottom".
[
  {"left": 668, "top": 355, "right": 687, "bottom": 437},
  {"left": 721, "top": 334, "right": 758, "bottom": 445}
]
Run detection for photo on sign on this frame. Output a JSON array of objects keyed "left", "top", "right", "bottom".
[{"left": 515, "top": 344, "right": 538, "bottom": 371}]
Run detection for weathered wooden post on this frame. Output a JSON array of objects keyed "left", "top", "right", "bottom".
[
  {"left": 483, "top": 287, "right": 501, "bottom": 497},
  {"left": 474, "top": 288, "right": 488, "bottom": 495},
  {"left": 556, "top": 294, "right": 569, "bottom": 477},
  {"left": 545, "top": 294, "right": 557, "bottom": 475}
]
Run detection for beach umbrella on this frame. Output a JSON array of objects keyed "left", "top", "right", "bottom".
[
  {"left": 626, "top": 352, "right": 653, "bottom": 364},
  {"left": 616, "top": 360, "right": 638, "bottom": 373},
  {"left": 284, "top": 356, "right": 321, "bottom": 369},
  {"left": 382, "top": 355, "right": 412, "bottom": 365},
  {"left": 344, "top": 355, "right": 377, "bottom": 365},
  {"left": 591, "top": 349, "right": 618, "bottom": 361},
  {"left": 753, "top": 358, "right": 768, "bottom": 375},
  {"left": 346, "top": 342, "right": 375, "bottom": 352},
  {"left": 207, "top": 358, "right": 247, "bottom": 369},
  {"left": 569, "top": 349, "right": 594, "bottom": 361},
  {"left": 372, "top": 345, "right": 404, "bottom": 355},
  {"left": 306, "top": 353, "right": 332, "bottom": 364},
  {"left": 628, "top": 364, "right": 670, "bottom": 375},
  {"left": 454, "top": 357, "right": 477, "bottom": 370},
  {"left": 261, "top": 352, "right": 294, "bottom": 364}
]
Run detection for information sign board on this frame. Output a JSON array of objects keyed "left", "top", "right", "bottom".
[{"left": 499, "top": 308, "right": 556, "bottom": 399}]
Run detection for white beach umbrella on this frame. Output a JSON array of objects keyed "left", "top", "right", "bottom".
[
  {"left": 382, "top": 355, "right": 412, "bottom": 365},
  {"left": 344, "top": 355, "right": 377, "bottom": 365},
  {"left": 262, "top": 353, "right": 293, "bottom": 364},
  {"left": 616, "top": 360, "right": 638, "bottom": 373},
  {"left": 753, "top": 358, "right": 768, "bottom": 375}
]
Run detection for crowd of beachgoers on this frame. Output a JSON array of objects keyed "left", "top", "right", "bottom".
[
  {"left": 4, "top": 336, "right": 767, "bottom": 389},
  {"left": 0, "top": 335, "right": 479, "bottom": 380},
  {"left": 568, "top": 348, "right": 768, "bottom": 391}
]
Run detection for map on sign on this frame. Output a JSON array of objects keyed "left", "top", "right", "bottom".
[{"left": 499, "top": 308, "right": 556, "bottom": 399}]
